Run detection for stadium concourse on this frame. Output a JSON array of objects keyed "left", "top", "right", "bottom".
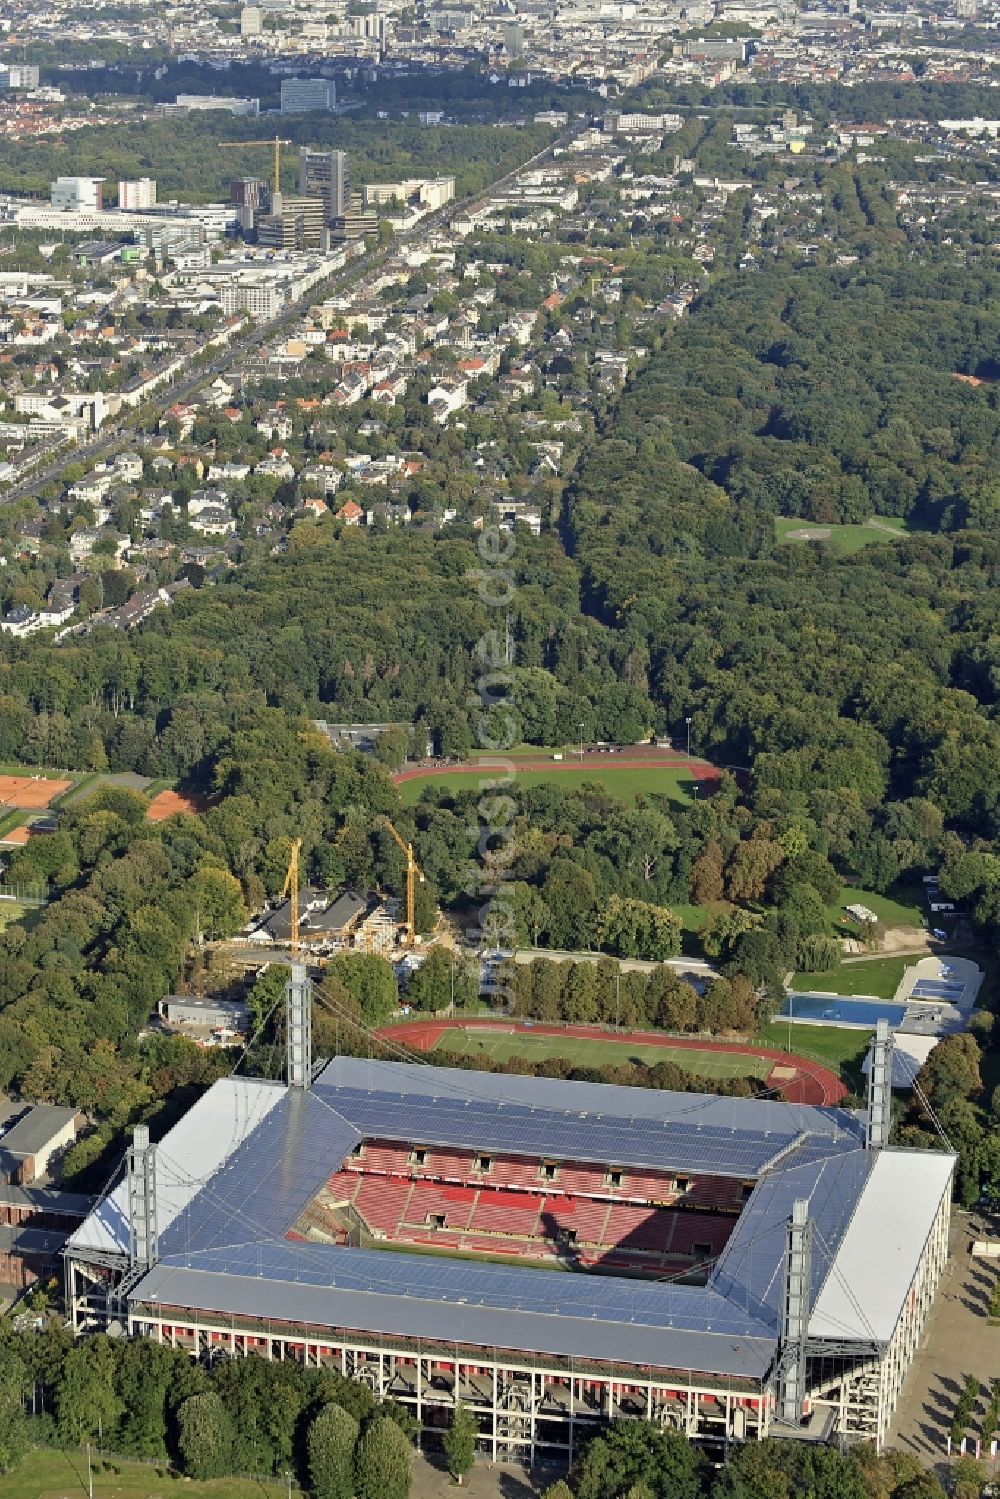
[
  {"left": 383, "top": 1018, "right": 847, "bottom": 1106},
  {"left": 66, "top": 975, "right": 954, "bottom": 1467}
]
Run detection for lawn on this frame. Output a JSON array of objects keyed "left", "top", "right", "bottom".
[
  {"left": 775, "top": 515, "right": 909, "bottom": 557},
  {"left": 789, "top": 955, "right": 911, "bottom": 1000},
  {"left": 432, "top": 1026, "right": 771, "bottom": 1079},
  {"left": 0, "top": 900, "right": 26, "bottom": 930},
  {"left": 4, "top": 1448, "right": 291, "bottom": 1499},
  {"left": 758, "top": 1021, "right": 872, "bottom": 1081},
  {"left": 399, "top": 765, "right": 697, "bottom": 807},
  {"left": 829, "top": 885, "right": 924, "bottom": 932}
]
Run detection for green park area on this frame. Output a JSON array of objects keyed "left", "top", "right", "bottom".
[
  {"left": 4, "top": 1449, "right": 283, "bottom": 1499},
  {"left": 790, "top": 954, "right": 911, "bottom": 1000},
  {"left": 828, "top": 885, "right": 924, "bottom": 932},
  {"left": 775, "top": 514, "right": 908, "bottom": 557},
  {"left": 399, "top": 764, "right": 697, "bottom": 807},
  {"left": 432, "top": 1025, "right": 771, "bottom": 1078}
]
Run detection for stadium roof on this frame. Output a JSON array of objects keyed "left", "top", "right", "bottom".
[
  {"left": 71, "top": 1059, "right": 954, "bottom": 1380},
  {"left": 809, "top": 1149, "right": 955, "bottom": 1343}
]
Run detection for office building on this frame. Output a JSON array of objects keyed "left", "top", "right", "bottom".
[
  {"left": 51, "top": 177, "right": 104, "bottom": 213},
  {"left": 118, "top": 178, "right": 157, "bottom": 210},
  {"left": 240, "top": 5, "right": 263, "bottom": 34},
  {"left": 134, "top": 220, "right": 207, "bottom": 261},
  {"left": 329, "top": 203, "right": 378, "bottom": 244},
  {"left": 280, "top": 76, "right": 336, "bottom": 114},
  {"left": 299, "top": 147, "right": 349, "bottom": 216},
  {"left": 256, "top": 196, "right": 327, "bottom": 249},
  {"left": 220, "top": 282, "right": 283, "bottom": 320},
  {"left": 175, "top": 95, "right": 260, "bottom": 117}
]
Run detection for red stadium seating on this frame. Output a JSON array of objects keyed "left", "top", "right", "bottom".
[
  {"left": 403, "top": 1182, "right": 477, "bottom": 1231},
  {"left": 545, "top": 1164, "right": 607, "bottom": 1196},
  {"left": 348, "top": 1141, "right": 411, "bottom": 1177},
  {"left": 355, "top": 1177, "right": 411, "bottom": 1235},
  {"left": 472, "top": 1190, "right": 542, "bottom": 1237},
  {"left": 324, "top": 1136, "right": 743, "bottom": 1273}
]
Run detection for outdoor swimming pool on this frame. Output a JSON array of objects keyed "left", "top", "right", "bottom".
[{"left": 780, "top": 994, "right": 909, "bottom": 1028}]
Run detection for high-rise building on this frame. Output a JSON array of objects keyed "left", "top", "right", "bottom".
[
  {"left": 280, "top": 76, "right": 336, "bottom": 114},
  {"left": 298, "top": 148, "right": 349, "bottom": 217},
  {"left": 51, "top": 177, "right": 104, "bottom": 212},
  {"left": 240, "top": 5, "right": 263, "bottom": 34},
  {"left": 118, "top": 178, "right": 157, "bottom": 210},
  {"left": 230, "top": 176, "right": 271, "bottom": 212},
  {"left": 503, "top": 22, "right": 525, "bottom": 57},
  {"left": 0, "top": 65, "right": 39, "bottom": 90},
  {"left": 257, "top": 196, "right": 327, "bottom": 249}
]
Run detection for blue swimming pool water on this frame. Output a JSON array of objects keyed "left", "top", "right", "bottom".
[{"left": 780, "top": 994, "right": 909, "bottom": 1027}]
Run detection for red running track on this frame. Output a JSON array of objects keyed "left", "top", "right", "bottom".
[
  {"left": 392, "top": 755, "right": 722, "bottom": 788},
  {"left": 378, "top": 1017, "right": 846, "bottom": 1108}
]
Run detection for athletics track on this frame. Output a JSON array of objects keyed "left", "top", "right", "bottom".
[
  {"left": 392, "top": 753, "right": 723, "bottom": 788},
  {"left": 377, "top": 1017, "right": 847, "bottom": 1108}
]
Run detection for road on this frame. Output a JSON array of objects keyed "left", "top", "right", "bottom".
[{"left": 0, "top": 129, "right": 573, "bottom": 506}]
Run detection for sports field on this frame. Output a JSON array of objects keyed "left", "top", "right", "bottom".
[
  {"left": 388, "top": 1018, "right": 847, "bottom": 1104},
  {"left": 398, "top": 765, "right": 700, "bottom": 807},
  {"left": 146, "top": 788, "right": 216, "bottom": 821},
  {"left": 776, "top": 515, "right": 908, "bottom": 557},
  {"left": 0, "top": 773, "right": 71, "bottom": 809},
  {"left": 432, "top": 1025, "right": 771, "bottom": 1079}
]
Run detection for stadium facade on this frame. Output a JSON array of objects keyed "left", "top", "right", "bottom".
[{"left": 66, "top": 989, "right": 953, "bottom": 1462}]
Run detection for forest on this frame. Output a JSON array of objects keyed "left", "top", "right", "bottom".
[{"left": 0, "top": 112, "right": 557, "bottom": 203}]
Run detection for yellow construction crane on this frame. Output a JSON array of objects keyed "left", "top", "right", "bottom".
[
  {"left": 381, "top": 818, "right": 425, "bottom": 948},
  {"left": 219, "top": 135, "right": 292, "bottom": 197},
  {"left": 279, "top": 837, "right": 303, "bottom": 956}
]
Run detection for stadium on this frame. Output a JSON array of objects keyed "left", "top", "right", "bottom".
[{"left": 66, "top": 975, "right": 954, "bottom": 1464}]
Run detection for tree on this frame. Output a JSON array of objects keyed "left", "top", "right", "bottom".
[
  {"left": 689, "top": 840, "right": 725, "bottom": 904},
  {"left": 373, "top": 725, "right": 408, "bottom": 771},
  {"left": 328, "top": 952, "right": 397, "bottom": 1026},
  {"left": 55, "top": 1339, "right": 122, "bottom": 1446},
  {"left": 0, "top": 1343, "right": 28, "bottom": 1474},
  {"left": 542, "top": 1484, "right": 575, "bottom": 1499},
  {"left": 914, "top": 1033, "right": 982, "bottom": 1111},
  {"left": 796, "top": 934, "right": 841, "bottom": 973},
  {"left": 574, "top": 1420, "right": 700, "bottom": 1499},
  {"left": 444, "top": 1403, "right": 477, "bottom": 1485},
  {"left": 308, "top": 1402, "right": 359, "bottom": 1499},
  {"left": 542, "top": 860, "right": 598, "bottom": 950},
  {"left": 177, "top": 1391, "right": 236, "bottom": 1479},
  {"left": 406, "top": 947, "right": 478, "bottom": 1013},
  {"left": 192, "top": 863, "right": 248, "bottom": 940},
  {"left": 354, "top": 1415, "right": 411, "bottom": 1499}
]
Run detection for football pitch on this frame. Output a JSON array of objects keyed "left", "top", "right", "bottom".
[
  {"left": 431, "top": 1027, "right": 772, "bottom": 1080},
  {"left": 398, "top": 765, "right": 698, "bottom": 807}
]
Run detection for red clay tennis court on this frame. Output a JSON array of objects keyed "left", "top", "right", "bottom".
[
  {"left": 0, "top": 774, "right": 71, "bottom": 809},
  {"left": 146, "top": 789, "right": 215, "bottom": 822}
]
